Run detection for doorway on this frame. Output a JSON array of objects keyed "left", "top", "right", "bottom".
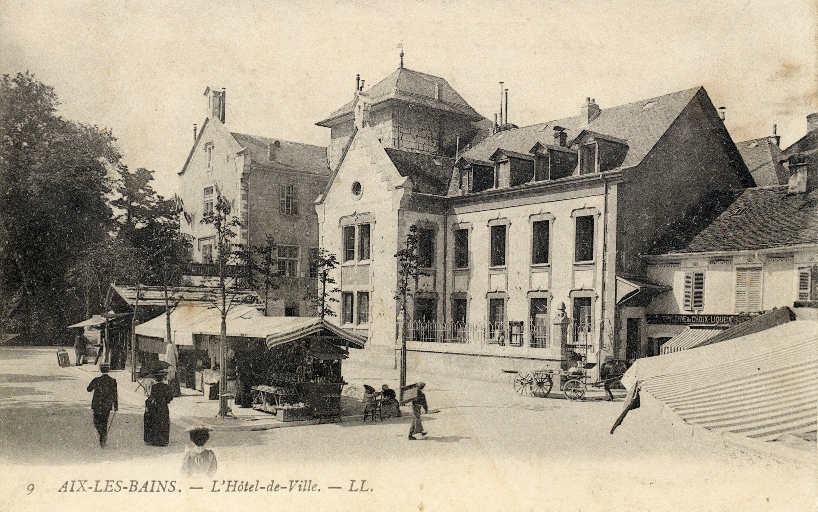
[{"left": 626, "top": 318, "right": 641, "bottom": 364}]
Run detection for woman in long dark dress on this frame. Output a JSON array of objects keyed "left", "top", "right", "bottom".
[{"left": 144, "top": 372, "right": 174, "bottom": 446}]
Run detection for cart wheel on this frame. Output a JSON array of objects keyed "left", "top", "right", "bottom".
[
  {"left": 564, "top": 379, "right": 585, "bottom": 401},
  {"left": 532, "top": 373, "right": 553, "bottom": 397},
  {"left": 513, "top": 373, "right": 533, "bottom": 395}
]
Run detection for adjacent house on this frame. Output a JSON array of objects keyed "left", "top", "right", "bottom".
[
  {"left": 316, "top": 64, "right": 753, "bottom": 379},
  {"left": 735, "top": 127, "right": 787, "bottom": 186},
  {"left": 177, "top": 87, "right": 331, "bottom": 316},
  {"left": 644, "top": 113, "right": 818, "bottom": 355}
]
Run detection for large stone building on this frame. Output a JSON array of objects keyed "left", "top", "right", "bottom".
[
  {"left": 177, "top": 87, "right": 331, "bottom": 316},
  {"left": 315, "top": 66, "right": 754, "bottom": 379}
]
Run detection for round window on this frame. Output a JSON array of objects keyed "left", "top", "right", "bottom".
[{"left": 351, "top": 181, "right": 362, "bottom": 198}]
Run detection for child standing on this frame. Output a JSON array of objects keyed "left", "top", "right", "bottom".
[{"left": 181, "top": 427, "right": 218, "bottom": 477}]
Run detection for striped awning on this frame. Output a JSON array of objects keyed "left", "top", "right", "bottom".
[
  {"left": 660, "top": 327, "right": 724, "bottom": 354},
  {"left": 623, "top": 321, "right": 817, "bottom": 441}
]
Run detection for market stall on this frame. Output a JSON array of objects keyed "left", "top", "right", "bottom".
[{"left": 135, "top": 308, "right": 366, "bottom": 420}]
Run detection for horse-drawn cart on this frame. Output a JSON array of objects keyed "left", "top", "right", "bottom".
[{"left": 507, "top": 360, "right": 627, "bottom": 401}]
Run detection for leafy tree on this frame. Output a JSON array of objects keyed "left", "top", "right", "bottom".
[
  {"left": 0, "top": 72, "right": 120, "bottom": 344},
  {"left": 394, "top": 225, "right": 421, "bottom": 393},
  {"left": 200, "top": 192, "right": 243, "bottom": 417},
  {"left": 235, "top": 234, "right": 280, "bottom": 315},
  {"left": 305, "top": 248, "right": 340, "bottom": 319}
]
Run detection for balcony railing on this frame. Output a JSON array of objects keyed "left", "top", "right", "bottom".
[{"left": 408, "top": 320, "right": 549, "bottom": 349}]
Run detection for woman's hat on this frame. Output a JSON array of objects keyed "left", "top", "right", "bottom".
[{"left": 363, "top": 384, "right": 375, "bottom": 393}]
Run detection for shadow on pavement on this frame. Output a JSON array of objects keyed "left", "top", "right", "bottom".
[{"left": 0, "top": 373, "right": 72, "bottom": 384}]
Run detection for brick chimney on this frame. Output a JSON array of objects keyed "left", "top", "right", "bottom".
[
  {"left": 769, "top": 124, "right": 780, "bottom": 148},
  {"left": 807, "top": 113, "right": 818, "bottom": 132},
  {"left": 204, "top": 87, "right": 226, "bottom": 123},
  {"left": 553, "top": 126, "right": 567, "bottom": 147},
  {"left": 581, "top": 98, "right": 601, "bottom": 125}
]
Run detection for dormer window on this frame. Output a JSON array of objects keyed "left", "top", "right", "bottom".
[{"left": 580, "top": 143, "right": 597, "bottom": 175}]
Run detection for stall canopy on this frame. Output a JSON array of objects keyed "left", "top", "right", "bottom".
[
  {"left": 621, "top": 319, "right": 817, "bottom": 441},
  {"left": 134, "top": 304, "right": 264, "bottom": 346},
  {"left": 68, "top": 312, "right": 131, "bottom": 329},
  {"left": 135, "top": 306, "right": 366, "bottom": 351}
]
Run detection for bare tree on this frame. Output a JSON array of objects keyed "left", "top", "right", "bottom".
[{"left": 394, "top": 225, "right": 421, "bottom": 395}]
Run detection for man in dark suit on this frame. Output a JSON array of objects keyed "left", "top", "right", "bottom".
[{"left": 87, "top": 363, "right": 118, "bottom": 448}]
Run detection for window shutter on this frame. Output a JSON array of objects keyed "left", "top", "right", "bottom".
[
  {"left": 798, "top": 268, "right": 811, "bottom": 301},
  {"left": 684, "top": 273, "right": 693, "bottom": 311},
  {"left": 736, "top": 268, "right": 761, "bottom": 312},
  {"left": 692, "top": 273, "right": 705, "bottom": 310}
]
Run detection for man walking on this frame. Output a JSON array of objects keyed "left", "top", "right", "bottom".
[
  {"left": 408, "top": 382, "right": 428, "bottom": 440},
  {"left": 87, "top": 363, "right": 118, "bottom": 448}
]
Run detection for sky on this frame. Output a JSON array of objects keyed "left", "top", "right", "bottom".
[{"left": 1, "top": 0, "right": 816, "bottom": 196}]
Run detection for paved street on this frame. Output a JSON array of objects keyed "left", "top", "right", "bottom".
[{"left": 0, "top": 346, "right": 815, "bottom": 512}]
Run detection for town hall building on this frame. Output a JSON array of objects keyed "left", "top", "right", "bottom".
[{"left": 315, "top": 65, "right": 754, "bottom": 378}]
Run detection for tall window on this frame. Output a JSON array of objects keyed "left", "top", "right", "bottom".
[
  {"left": 490, "top": 225, "right": 506, "bottom": 267},
  {"left": 279, "top": 185, "right": 298, "bottom": 215},
  {"left": 798, "top": 267, "right": 814, "bottom": 301},
  {"left": 575, "top": 215, "right": 594, "bottom": 262},
  {"left": 276, "top": 245, "right": 299, "bottom": 277},
  {"left": 530, "top": 298, "right": 549, "bottom": 348},
  {"left": 573, "top": 297, "right": 593, "bottom": 346},
  {"left": 684, "top": 272, "right": 705, "bottom": 311},
  {"left": 342, "top": 226, "right": 355, "bottom": 262},
  {"left": 358, "top": 223, "right": 371, "bottom": 260},
  {"left": 735, "top": 267, "right": 762, "bottom": 312},
  {"left": 454, "top": 229, "right": 469, "bottom": 269},
  {"left": 489, "top": 298, "right": 506, "bottom": 340},
  {"left": 201, "top": 243, "right": 213, "bottom": 264},
  {"left": 342, "top": 292, "right": 354, "bottom": 324},
  {"left": 203, "top": 186, "right": 214, "bottom": 215},
  {"left": 206, "top": 144, "right": 213, "bottom": 169},
  {"left": 417, "top": 228, "right": 435, "bottom": 269},
  {"left": 451, "top": 298, "right": 467, "bottom": 325},
  {"left": 357, "top": 292, "right": 370, "bottom": 325},
  {"left": 414, "top": 298, "right": 437, "bottom": 322},
  {"left": 580, "top": 144, "right": 596, "bottom": 174},
  {"left": 532, "top": 220, "right": 550, "bottom": 264}
]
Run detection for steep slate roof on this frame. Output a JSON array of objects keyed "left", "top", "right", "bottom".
[
  {"left": 460, "top": 87, "right": 703, "bottom": 170},
  {"left": 231, "top": 132, "right": 329, "bottom": 176},
  {"left": 384, "top": 148, "right": 455, "bottom": 196},
  {"left": 736, "top": 137, "right": 787, "bottom": 186},
  {"left": 317, "top": 67, "right": 483, "bottom": 126},
  {"left": 650, "top": 186, "right": 818, "bottom": 254},
  {"left": 783, "top": 127, "right": 818, "bottom": 158}
]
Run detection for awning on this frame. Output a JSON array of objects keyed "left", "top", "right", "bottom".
[
  {"left": 134, "top": 304, "right": 263, "bottom": 346},
  {"left": 660, "top": 327, "right": 724, "bottom": 354},
  {"left": 622, "top": 320, "right": 818, "bottom": 441},
  {"left": 263, "top": 318, "right": 366, "bottom": 350},
  {"left": 616, "top": 277, "right": 670, "bottom": 307},
  {"left": 68, "top": 312, "right": 131, "bottom": 329}
]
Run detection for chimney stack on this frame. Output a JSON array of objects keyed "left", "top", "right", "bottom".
[
  {"left": 504, "top": 89, "right": 509, "bottom": 125},
  {"left": 553, "top": 126, "right": 567, "bottom": 147},
  {"left": 356, "top": 74, "right": 360, "bottom": 91},
  {"left": 807, "top": 113, "right": 818, "bottom": 132},
  {"left": 581, "top": 97, "right": 601, "bottom": 124},
  {"left": 770, "top": 124, "right": 780, "bottom": 147},
  {"left": 193, "top": 124, "right": 198, "bottom": 142},
  {"left": 718, "top": 106, "right": 726, "bottom": 121},
  {"left": 204, "top": 87, "right": 226, "bottom": 123},
  {"left": 499, "top": 81, "right": 504, "bottom": 127}
]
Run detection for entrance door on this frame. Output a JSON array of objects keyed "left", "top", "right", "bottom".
[
  {"left": 626, "top": 318, "right": 641, "bottom": 364},
  {"left": 530, "top": 298, "right": 549, "bottom": 348}
]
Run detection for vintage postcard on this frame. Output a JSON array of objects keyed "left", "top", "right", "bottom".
[{"left": 0, "top": 1, "right": 816, "bottom": 511}]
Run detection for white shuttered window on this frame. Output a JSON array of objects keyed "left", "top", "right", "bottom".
[
  {"left": 735, "top": 267, "right": 762, "bottom": 312},
  {"left": 683, "top": 272, "right": 705, "bottom": 311}
]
